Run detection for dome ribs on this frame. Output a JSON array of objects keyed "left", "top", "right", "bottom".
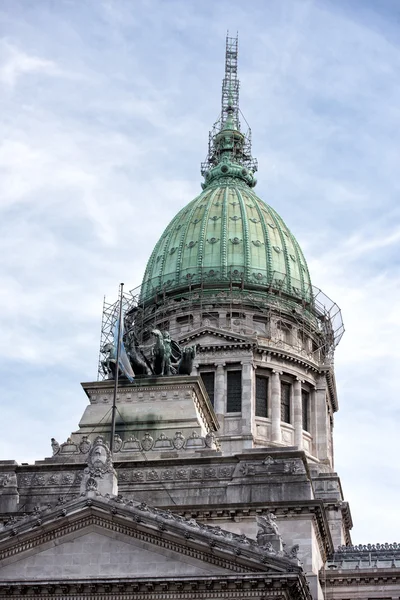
[
  {"left": 140, "top": 185, "right": 313, "bottom": 305},
  {"left": 175, "top": 197, "right": 202, "bottom": 287},
  {"left": 221, "top": 186, "right": 229, "bottom": 280},
  {"left": 249, "top": 191, "right": 273, "bottom": 283},
  {"left": 235, "top": 187, "right": 251, "bottom": 281},
  {"left": 197, "top": 187, "right": 219, "bottom": 277},
  {"left": 267, "top": 206, "right": 292, "bottom": 294}
]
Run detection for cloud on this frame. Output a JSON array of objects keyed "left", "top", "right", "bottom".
[{"left": 0, "top": 40, "right": 61, "bottom": 88}]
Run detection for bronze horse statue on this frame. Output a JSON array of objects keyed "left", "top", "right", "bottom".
[{"left": 151, "top": 329, "right": 173, "bottom": 376}]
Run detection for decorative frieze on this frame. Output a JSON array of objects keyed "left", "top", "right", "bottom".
[
  {"left": 0, "top": 574, "right": 310, "bottom": 599},
  {"left": 118, "top": 465, "right": 235, "bottom": 484}
]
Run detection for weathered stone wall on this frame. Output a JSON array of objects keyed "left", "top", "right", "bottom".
[{"left": 0, "top": 528, "right": 226, "bottom": 580}]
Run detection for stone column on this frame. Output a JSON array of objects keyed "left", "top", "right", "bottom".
[
  {"left": 315, "top": 374, "right": 328, "bottom": 462},
  {"left": 271, "top": 370, "right": 282, "bottom": 443},
  {"left": 241, "top": 361, "right": 253, "bottom": 435},
  {"left": 214, "top": 363, "right": 225, "bottom": 416},
  {"left": 293, "top": 378, "right": 303, "bottom": 449}
]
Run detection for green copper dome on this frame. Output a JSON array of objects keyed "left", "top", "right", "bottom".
[
  {"left": 141, "top": 36, "right": 311, "bottom": 304},
  {"left": 141, "top": 182, "right": 311, "bottom": 303}
]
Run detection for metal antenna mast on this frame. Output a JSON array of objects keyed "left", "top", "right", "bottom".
[
  {"left": 201, "top": 33, "right": 258, "bottom": 178},
  {"left": 221, "top": 34, "right": 240, "bottom": 128}
]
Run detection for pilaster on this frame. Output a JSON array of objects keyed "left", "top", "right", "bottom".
[
  {"left": 215, "top": 363, "right": 225, "bottom": 416},
  {"left": 294, "top": 378, "right": 303, "bottom": 450},
  {"left": 271, "top": 370, "right": 282, "bottom": 443}
]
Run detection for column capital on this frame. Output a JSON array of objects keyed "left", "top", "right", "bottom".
[
  {"left": 295, "top": 377, "right": 305, "bottom": 383},
  {"left": 272, "top": 370, "right": 283, "bottom": 376}
]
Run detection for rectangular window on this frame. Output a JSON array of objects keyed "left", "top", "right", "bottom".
[
  {"left": 176, "top": 315, "right": 193, "bottom": 326},
  {"left": 255, "top": 375, "right": 268, "bottom": 418},
  {"left": 302, "top": 390, "right": 310, "bottom": 432},
  {"left": 253, "top": 316, "right": 270, "bottom": 336},
  {"left": 200, "top": 372, "right": 215, "bottom": 407},
  {"left": 227, "top": 370, "right": 242, "bottom": 412},
  {"left": 281, "top": 382, "right": 291, "bottom": 423},
  {"left": 201, "top": 312, "right": 219, "bottom": 327}
]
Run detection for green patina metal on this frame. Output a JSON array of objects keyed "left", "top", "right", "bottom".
[
  {"left": 141, "top": 35, "right": 312, "bottom": 304},
  {"left": 141, "top": 180, "right": 312, "bottom": 302}
]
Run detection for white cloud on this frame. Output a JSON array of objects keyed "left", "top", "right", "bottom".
[{"left": 0, "top": 40, "right": 61, "bottom": 88}]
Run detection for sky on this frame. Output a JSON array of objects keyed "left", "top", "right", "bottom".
[{"left": 0, "top": 0, "right": 400, "bottom": 544}]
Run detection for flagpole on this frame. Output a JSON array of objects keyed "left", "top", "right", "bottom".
[{"left": 110, "top": 282, "right": 124, "bottom": 455}]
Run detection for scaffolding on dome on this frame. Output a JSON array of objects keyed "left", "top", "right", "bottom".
[
  {"left": 97, "top": 274, "right": 344, "bottom": 381},
  {"left": 201, "top": 34, "right": 258, "bottom": 177}
]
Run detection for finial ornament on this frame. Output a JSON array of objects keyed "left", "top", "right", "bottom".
[{"left": 201, "top": 34, "right": 258, "bottom": 190}]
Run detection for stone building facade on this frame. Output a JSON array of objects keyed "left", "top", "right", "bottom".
[{"left": 0, "top": 35, "right": 398, "bottom": 600}]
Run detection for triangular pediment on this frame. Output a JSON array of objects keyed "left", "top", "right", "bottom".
[
  {"left": 0, "top": 495, "right": 299, "bottom": 582},
  {"left": 179, "top": 326, "right": 253, "bottom": 347},
  {"left": 0, "top": 527, "right": 230, "bottom": 581}
]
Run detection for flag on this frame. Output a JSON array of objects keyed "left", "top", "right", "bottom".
[{"left": 113, "top": 316, "right": 135, "bottom": 382}]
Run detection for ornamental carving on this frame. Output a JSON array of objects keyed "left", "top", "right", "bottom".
[
  {"left": 205, "top": 431, "right": 217, "bottom": 449},
  {"left": 190, "top": 468, "right": 202, "bottom": 479},
  {"left": 263, "top": 455, "right": 276, "bottom": 469},
  {"left": 173, "top": 431, "right": 185, "bottom": 450},
  {"left": 51, "top": 438, "right": 60, "bottom": 455},
  {"left": 33, "top": 474, "right": 45, "bottom": 486},
  {"left": 79, "top": 436, "right": 91, "bottom": 454},
  {"left": 204, "top": 467, "right": 217, "bottom": 478},
  {"left": 284, "top": 460, "right": 304, "bottom": 474},
  {"left": 153, "top": 433, "right": 173, "bottom": 450},
  {"left": 147, "top": 469, "right": 159, "bottom": 481},
  {"left": 186, "top": 431, "right": 204, "bottom": 449},
  {"left": 219, "top": 466, "right": 233, "bottom": 478},
  {"left": 132, "top": 471, "right": 144, "bottom": 482},
  {"left": 87, "top": 436, "right": 113, "bottom": 476},
  {"left": 0, "top": 473, "right": 11, "bottom": 487},
  {"left": 239, "top": 463, "right": 256, "bottom": 476},
  {"left": 60, "top": 437, "right": 79, "bottom": 454},
  {"left": 141, "top": 433, "right": 154, "bottom": 451},
  {"left": 113, "top": 434, "right": 123, "bottom": 452},
  {"left": 176, "top": 469, "right": 188, "bottom": 480},
  {"left": 61, "top": 473, "right": 74, "bottom": 485},
  {"left": 123, "top": 435, "right": 141, "bottom": 451}
]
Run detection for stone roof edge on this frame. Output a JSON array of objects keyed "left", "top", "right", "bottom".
[
  {"left": 321, "top": 566, "right": 400, "bottom": 585},
  {"left": 168, "top": 498, "right": 333, "bottom": 558},
  {"left": 0, "top": 572, "right": 313, "bottom": 600},
  {"left": 0, "top": 494, "right": 301, "bottom": 573}
]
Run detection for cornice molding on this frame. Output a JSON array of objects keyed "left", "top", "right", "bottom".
[{"left": 0, "top": 572, "right": 312, "bottom": 599}]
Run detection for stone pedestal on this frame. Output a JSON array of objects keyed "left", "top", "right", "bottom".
[{"left": 0, "top": 462, "right": 19, "bottom": 513}]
